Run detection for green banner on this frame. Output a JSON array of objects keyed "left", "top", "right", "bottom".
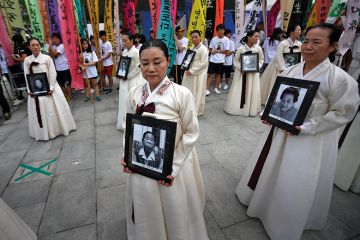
[
  {"left": 73, "top": 0, "right": 86, "bottom": 38},
  {"left": 326, "top": 0, "right": 347, "bottom": 24},
  {"left": 0, "top": 0, "right": 26, "bottom": 33},
  {"left": 25, "top": 0, "right": 44, "bottom": 41}
]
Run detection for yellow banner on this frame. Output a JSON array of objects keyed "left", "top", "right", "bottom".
[
  {"left": 280, "top": 0, "right": 294, "bottom": 32},
  {"left": 306, "top": 5, "right": 317, "bottom": 29},
  {"left": 0, "top": 0, "right": 25, "bottom": 34},
  {"left": 187, "top": 0, "right": 207, "bottom": 48},
  {"left": 87, "top": 0, "right": 99, "bottom": 55},
  {"left": 104, "top": 0, "right": 114, "bottom": 47}
]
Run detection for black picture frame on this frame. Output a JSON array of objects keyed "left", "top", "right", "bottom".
[
  {"left": 261, "top": 76, "right": 320, "bottom": 135},
  {"left": 124, "top": 113, "right": 177, "bottom": 183},
  {"left": 116, "top": 56, "right": 131, "bottom": 80},
  {"left": 283, "top": 52, "right": 301, "bottom": 68},
  {"left": 26, "top": 72, "right": 50, "bottom": 96},
  {"left": 181, "top": 49, "right": 196, "bottom": 71},
  {"left": 240, "top": 52, "right": 259, "bottom": 73}
]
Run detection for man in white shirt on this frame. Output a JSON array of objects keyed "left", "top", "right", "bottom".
[
  {"left": 173, "top": 25, "right": 189, "bottom": 85},
  {"left": 206, "top": 24, "right": 230, "bottom": 95},
  {"left": 48, "top": 33, "right": 72, "bottom": 100},
  {"left": 221, "top": 29, "right": 235, "bottom": 90},
  {"left": 99, "top": 30, "right": 114, "bottom": 94}
]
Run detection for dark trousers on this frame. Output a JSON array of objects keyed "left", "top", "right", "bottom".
[
  {"left": 172, "top": 65, "right": 184, "bottom": 85},
  {"left": 0, "top": 81, "right": 10, "bottom": 114}
]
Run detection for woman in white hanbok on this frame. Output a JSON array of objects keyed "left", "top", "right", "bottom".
[
  {"left": 260, "top": 25, "right": 302, "bottom": 105},
  {"left": 116, "top": 33, "right": 144, "bottom": 130},
  {"left": 236, "top": 24, "right": 360, "bottom": 240},
  {"left": 24, "top": 38, "right": 76, "bottom": 141},
  {"left": 181, "top": 30, "right": 209, "bottom": 116},
  {"left": 121, "top": 39, "right": 209, "bottom": 240},
  {"left": 224, "top": 30, "right": 264, "bottom": 116}
]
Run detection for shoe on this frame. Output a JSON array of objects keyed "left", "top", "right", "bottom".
[
  {"left": 218, "top": 84, "right": 222, "bottom": 89},
  {"left": 84, "top": 97, "right": 90, "bottom": 102},
  {"left": 4, "top": 112, "right": 11, "bottom": 120},
  {"left": 13, "top": 99, "right": 23, "bottom": 106},
  {"left": 106, "top": 88, "right": 112, "bottom": 94},
  {"left": 95, "top": 96, "right": 102, "bottom": 102},
  {"left": 222, "top": 84, "right": 228, "bottom": 90},
  {"left": 205, "top": 90, "right": 210, "bottom": 96},
  {"left": 214, "top": 88, "right": 221, "bottom": 94}
]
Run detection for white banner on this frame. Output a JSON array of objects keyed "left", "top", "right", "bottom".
[
  {"left": 238, "top": 0, "right": 263, "bottom": 47},
  {"left": 235, "top": 0, "right": 245, "bottom": 49}
]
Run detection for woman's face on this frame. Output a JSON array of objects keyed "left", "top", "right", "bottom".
[
  {"left": 248, "top": 32, "right": 259, "bottom": 45},
  {"left": 123, "top": 35, "right": 133, "bottom": 49},
  {"left": 82, "top": 41, "right": 89, "bottom": 50},
  {"left": 191, "top": 33, "right": 201, "bottom": 46},
  {"left": 29, "top": 39, "right": 41, "bottom": 55},
  {"left": 143, "top": 133, "right": 155, "bottom": 149},
  {"left": 280, "top": 93, "right": 295, "bottom": 111},
  {"left": 292, "top": 26, "right": 302, "bottom": 39},
  {"left": 140, "top": 47, "right": 169, "bottom": 89},
  {"left": 301, "top": 28, "right": 337, "bottom": 66}
]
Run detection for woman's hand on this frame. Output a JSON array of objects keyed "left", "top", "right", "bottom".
[
  {"left": 27, "top": 92, "right": 34, "bottom": 97},
  {"left": 120, "top": 159, "right": 133, "bottom": 173},
  {"left": 282, "top": 126, "right": 302, "bottom": 136},
  {"left": 185, "top": 71, "right": 191, "bottom": 76},
  {"left": 159, "top": 175, "right": 174, "bottom": 187},
  {"left": 47, "top": 90, "right": 53, "bottom": 96},
  {"left": 261, "top": 119, "right": 272, "bottom": 126}
]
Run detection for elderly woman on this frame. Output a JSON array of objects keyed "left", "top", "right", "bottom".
[
  {"left": 24, "top": 38, "right": 76, "bottom": 141},
  {"left": 236, "top": 23, "right": 360, "bottom": 240},
  {"left": 121, "top": 39, "right": 208, "bottom": 240}
]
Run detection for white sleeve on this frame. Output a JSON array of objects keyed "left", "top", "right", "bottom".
[
  {"left": 57, "top": 44, "right": 65, "bottom": 54},
  {"left": 224, "top": 38, "right": 230, "bottom": 50},
  {"left": 107, "top": 42, "right": 113, "bottom": 53}
]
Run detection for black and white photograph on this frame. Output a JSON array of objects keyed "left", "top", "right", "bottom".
[
  {"left": 241, "top": 52, "right": 259, "bottom": 72},
  {"left": 116, "top": 56, "right": 131, "bottom": 79},
  {"left": 283, "top": 52, "right": 301, "bottom": 68},
  {"left": 124, "top": 113, "right": 177, "bottom": 182},
  {"left": 26, "top": 72, "right": 50, "bottom": 96},
  {"left": 261, "top": 76, "right": 320, "bottom": 135},
  {"left": 181, "top": 49, "right": 196, "bottom": 71}
]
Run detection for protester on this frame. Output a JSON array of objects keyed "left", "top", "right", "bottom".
[
  {"left": 261, "top": 28, "right": 284, "bottom": 72},
  {"left": 224, "top": 30, "right": 263, "bottom": 116},
  {"left": 221, "top": 29, "right": 235, "bottom": 90},
  {"left": 48, "top": 33, "right": 73, "bottom": 101},
  {"left": 0, "top": 43, "right": 12, "bottom": 120},
  {"left": 260, "top": 25, "right": 302, "bottom": 104},
  {"left": 181, "top": 30, "right": 209, "bottom": 116},
  {"left": 206, "top": 24, "right": 230, "bottom": 95},
  {"left": 236, "top": 23, "right": 360, "bottom": 240},
  {"left": 80, "top": 38, "right": 101, "bottom": 102},
  {"left": 173, "top": 25, "right": 189, "bottom": 85},
  {"left": 134, "top": 33, "right": 146, "bottom": 50},
  {"left": 24, "top": 38, "right": 76, "bottom": 141},
  {"left": 99, "top": 30, "right": 114, "bottom": 94},
  {"left": 116, "top": 32, "right": 144, "bottom": 130},
  {"left": 89, "top": 35, "right": 96, "bottom": 53},
  {"left": 121, "top": 39, "right": 209, "bottom": 240}
]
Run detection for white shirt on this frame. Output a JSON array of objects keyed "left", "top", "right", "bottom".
[
  {"left": 53, "top": 44, "right": 69, "bottom": 71},
  {"left": 138, "top": 148, "right": 156, "bottom": 162},
  {"left": 0, "top": 47, "right": 8, "bottom": 74},
  {"left": 263, "top": 38, "right": 280, "bottom": 64},
  {"left": 209, "top": 36, "right": 230, "bottom": 63},
  {"left": 136, "top": 43, "right": 142, "bottom": 50},
  {"left": 82, "top": 51, "right": 98, "bottom": 78},
  {"left": 224, "top": 39, "right": 235, "bottom": 66},
  {"left": 176, "top": 37, "right": 189, "bottom": 65},
  {"left": 100, "top": 41, "right": 113, "bottom": 66}
]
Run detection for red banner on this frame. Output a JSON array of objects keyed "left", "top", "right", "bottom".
[
  {"left": 267, "top": 0, "right": 280, "bottom": 37},
  {"left": 38, "top": 0, "right": 51, "bottom": 41},
  {"left": 57, "top": 0, "right": 83, "bottom": 89},
  {"left": 316, "top": 0, "right": 332, "bottom": 24},
  {"left": 149, "top": 0, "right": 161, "bottom": 36},
  {"left": 171, "top": 0, "right": 177, "bottom": 27},
  {"left": 213, "top": 0, "right": 224, "bottom": 35},
  {"left": 0, "top": 11, "right": 14, "bottom": 65},
  {"left": 123, "top": 0, "right": 136, "bottom": 33}
]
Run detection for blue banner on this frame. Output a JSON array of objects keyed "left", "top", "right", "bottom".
[{"left": 142, "top": 11, "right": 152, "bottom": 40}]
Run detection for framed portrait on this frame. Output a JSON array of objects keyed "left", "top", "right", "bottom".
[
  {"left": 181, "top": 49, "right": 196, "bottom": 71},
  {"left": 26, "top": 72, "right": 50, "bottom": 96},
  {"left": 116, "top": 56, "right": 131, "bottom": 80},
  {"left": 283, "top": 52, "right": 301, "bottom": 68},
  {"left": 261, "top": 76, "right": 320, "bottom": 135},
  {"left": 124, "top": 113, "right": 177, "bottom": 183},
  {"left": 240, "top": 52, "right": 259, "bottom": 73}
]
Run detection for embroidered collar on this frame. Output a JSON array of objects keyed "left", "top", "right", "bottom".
[{"left": 141, "top": 77, "right": 171, "bottom": 103}]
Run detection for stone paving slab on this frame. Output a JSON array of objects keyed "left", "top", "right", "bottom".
[
  {"left": 64, "top": 119, "right": 94, "bottom": 143},
  {"left": 222, "top": 219, "right": 270, "bottom": 240},
  {"left": 39, "top": 224, "right": 97, "bottom": 240},
  {"left": 22, "top": 136, "right": 64, "bottom": 164},
  {"left": 0, "top": 127, "right": 33, "bottom": 153},
  {"left": 13, "top": 202, "right": 45, "bottom": 234},
  {"left": 95, "top": 124, "right": 123, "bottom": 150},
  {"left": 95, "top": 109, "right": 118, "bottom": 127}
]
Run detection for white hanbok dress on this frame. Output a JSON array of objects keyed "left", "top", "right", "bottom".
[
  {"left": 236, "top": 58, "right": 360, "bottom": 240},
  {"left": 24, "top": 53, "right": 76, "bottom": 141},
  {"left": 224, "top": 44, "right": 264, "bottom": 116},
  {"left": 0, "top": 199, "right": 37, "bottom": 240},
  {"left": 181, "top": 42, "right": 209, "bottom": 116},
  {"left": 116, "top": 45, "right": 145, "bottom": 130},
  {"left": 260, "top": 38, "right": 302, "bottom": 105},
  {"left": 125, "top": 77, "right": 209, "bottom": 240}
]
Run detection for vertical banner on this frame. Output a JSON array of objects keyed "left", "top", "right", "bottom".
[
  {"left": 262, "top": 0, "right": 267, "bottom": 37},
  {"left": 239, "top": 0, "right": 263, "bottom": 46},
  {"left": 0, "top": 11, "right": 14, "bottom": 65},
  {"left": 205, "top": 0, "right": 216, "bottom": 41},
  {"left": 0, "top": 0, "right": 25, "bottom": 33},
  {"left": 38, "top": 0, "right": 51, "bottom": 41},
  {"left": 171, "top": 0, "right": 177, "bottom": 26},
  {"left": 25, "top": 0, "right": 44, "bottom": 41},
  {"left": 114, "top": 0, "right": 121, "bottom": 65},
  {"left": 104, "top": 0, "right": 114, "bottom": 45},
  {"left": 142, "top": 11, "right": 152, "bottom": 39},
  {"left": 224, "top": 10, "right": 235, "bottom": 34},
  {"left": 58, "top": 0, "right": 83, "bottom": 89},
  {"left": 213, "top": 0, "right": 224, "bottom": 35},
  {"left": 316, "top": 0, "right": 332, "bottom": 24},
  {"left": 46, "top": 0, "right": 61, "bottom": 35},
  {"left": 157, "top": 0, "right": 176, "bottom": 74},
  {"left": 267, "top": 0, "right": 280, "bottom": 37},
  {"left": 73, "top": 0, "right": 86, "bottom": 38},
  {"left": 280, "top": 0, "right": 295, "bottom": 32},
  {"left": 123, "top": 0, "right": 136, "bottom": 33},
  {"left": 288, "top": 0, "right": 307, "bottom": 29},
  {"left": 326, "top": 0, "right": 347, "bottom": 24},
  {"left": 235, "top": 0, "right": 245, "bottom": 49},
  {"left": 337, "top": 0, "right": 360, "bottom": 56},
  {"left": 185, "top": 0, "right": 193, "bottom": 27},
  {"left": 306, "top": 5, "right": 317, "bottom": 28},
  {"left": 187, "top": 0, "right": 206, "bottom": 48},
  {"left": 149, "top": 0, "right": 160, "bottom": 36},
  {"left": 86, "top": 0, "right": 99, "bottom": 55}
]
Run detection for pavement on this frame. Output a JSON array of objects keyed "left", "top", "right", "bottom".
[{"left": 0, "top": 80, "right": 359, "bottom": 240}]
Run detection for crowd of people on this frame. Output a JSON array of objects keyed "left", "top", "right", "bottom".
[{"left": 0, "top": 20, "right": 359, "bottom": 240}]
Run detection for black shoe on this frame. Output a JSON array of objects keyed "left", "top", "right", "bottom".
[{"left": 106, "top": 88, "right": 112, "bottom": 94}]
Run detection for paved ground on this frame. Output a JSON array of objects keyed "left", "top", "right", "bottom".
[{"left": 0, "top": 80, "right": 359, "bottom": 240}]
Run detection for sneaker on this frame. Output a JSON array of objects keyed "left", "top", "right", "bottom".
[
  {"left": 84, "top": 97, "right": 90, "bottom": 102},
  {"left": 95, "top": 96, "right": 102, "bottom": 102},
  {"left": 4, "top": 112, "right": 11, "bottom": 120},
  {"left": 222, "top": 84, "right": 228, "bottom": 90},
  {"left": 205, "top": 90, "right": 210, "bottom": 96},
  {"left": 214, "top": 88, "right": 221, "bottom": 94},
  {"left": 13, "top": 99, "right": 23, "bottom": 106},
  {"left": 106, "top": 88, "right": 112, "bottom": 94}
]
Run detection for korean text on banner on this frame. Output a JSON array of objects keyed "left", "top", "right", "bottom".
[
  {"left": 238, "top": 0, "right": 263, "bottom": 47},
  {"left": 86, "top": 0, "right": 99, "bottom": 55},
  {"left": 46, "top": 0, "right": 61, "bottom": 36},
  {"left": 205, "top": 0, "right": 216, "bottom": 41},
  {"left": 316, "top": 0, "right": 332, "bottom": 24},
  {"left": 187, "top": 0, "right": 206, "bottom": 48},
  {"left": 38, "top": 0, "right": 51, "bottom": 41},
  {"left": 0, "top": 10, "right": 14, "bottom": 65},
  {"left": 0, "top": 0, "right": 25, "bottom": 33},
  {"left": 114, "top": 0, "right": 121, "bottom": 63},
  {"left": 280, "top": 0, "right": 295, "bottom": 32},
  {"left": 149, "top": 0, "right": 161, "bottom": 37},
  {"left": 235, "top": 0, "right": 245, "bottom": 49},
  {"left": 25, "top": 0, "right": 44, "bottom": 42},
  {"left": 326, "top": 0, "right": 347, "bottom": 24}
]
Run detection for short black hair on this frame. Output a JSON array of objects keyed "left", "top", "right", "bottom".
[
  {"left": 80, "top": 38, "right": 92, "bottom": 53},
  {"left": 122, "top": 32, "right": 135, "bottom": 42},
  {"left": 286, "top": 24, "right": 301, "bottom": 38},
  {"left": 99, "top": 30, "right": 106, "bottom": 37},
  {"left": 225, "top": 29, "right": 232, "bottom": 35},
  {"left": 90, "top": 35, "right": 94, "bottom": 40},
  {"left": 241, "top": 30, "right": 259, "bottom": 44},
  {"left": 51, "top": 32, "right": 62, "bottom": 41},
  {"left": 305, "top": 23, "right": 342, "bottom": 44},
  {"left": 190, "top": 30, "right": 201, "bottom": 36},
  {"left": 280, "top": 87, "right": 299, "bottom": 102},
  {"left": 142, "top": 131, "right": 155, "bottom": 141},
  {"left": 139, "top": 39, "right": 169, "bottom": 59},
  {"left": 216, "top": 24, "right": 226, "bottom": 31}
]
